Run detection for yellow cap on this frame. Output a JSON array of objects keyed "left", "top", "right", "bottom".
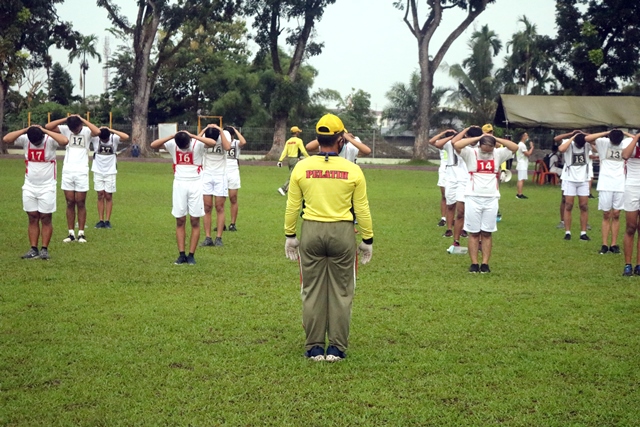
[
  {"left": 290, "top": 126, "right": 302, "bottom": 133},
  {"left": 316, "top": 114, "right": 346, "bottom": 136},
  {"left": 482, "top": 124, "right": 494, "bottom": 133}
]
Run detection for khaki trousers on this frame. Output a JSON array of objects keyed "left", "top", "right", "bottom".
[{"left": 300, "top": 220, "right": 356, "bottom": 352}]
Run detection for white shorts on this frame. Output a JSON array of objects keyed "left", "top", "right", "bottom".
[
  {"left": 598, "top": 191, "right": 623, "bottom": 211},
  {"left": 464, "top": 196, "right": 498, "bottom": 233},
  {"left": 202, "top": 172, "right": 228, "bottom": 197},
  {"left": 517, "top": 169, "right": 528, "bottom": 181},
  {"left": 61, "top": 171, "right": 89, "bottom": 192},
  {"left": 22, "top": 182, "right": 56, "bottom": 213},
  {"left": 624, "top": 186, "right": 640, "bottom": 212},
  {"left": 172, "top": 179, "right": 204, "bottom": 218},
  {"left": 227, "top": 168, "right": 241, "bottom": 190},
  {"left": 445, "top": 180, "right": 465, "bottom": 205},
  {"left": 563, "top": 181, "right": 590, "bottom": 197},
  {"left": 437, "top": 169, "right": 446, "bottom": 187},
  {"left": 94, "top": 173, "right": 116, "bottom": 193}
]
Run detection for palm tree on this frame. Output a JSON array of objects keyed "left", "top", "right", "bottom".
[
  {"left": 503, "top": 16, "right": 554, "bottom": 95},
  {"left": 448, "top": 25, "right": 503, "bottom": 125},
  {"left": 68, "top": 34, "right": 102, "bottom": 104}
]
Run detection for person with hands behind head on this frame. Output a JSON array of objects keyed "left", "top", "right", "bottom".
[
  {"left": 454, "top": 130, "right": 518, "bottom": 273},
  {"left": 3, "top": 125, "right": 69, "bottom": 260},
  {"left": 621, "top": 132, "right": 640, "bottom": 276},
  {"left": 277, "top": 126, "right": 309, "bottom": 195},
  {"left": 585, "top": 129, "right": 633, "bottom": 255},
  {"left": 223, "top": 125, "right": 246, "bottom": 232},
  {"left": 284, "top": 113, "right": 373, "bottom": 362},
  {"left": 198, "top": 124, "right": 232, "bottom": 247},
  {"left": 558, "top": 131, "right": 592, "bottom": 242},
  {"left": 150, "top": 129, "right": 217, "bottom": 265},
  {"left": 91, "top": 127, "right": 129, "bottom": 230},
  {"left": 305, "top": 132, "right": 371, "bottom": 163},
  {"left": 45, "top": 114, "right": 100, "bottom": 243}
]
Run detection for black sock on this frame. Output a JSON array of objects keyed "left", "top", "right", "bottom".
[
  {"left": 41, "top": 247, "right": 47, "bottom": 251},
  {"left": 188, "top": 252, "right": 194, "bottom": 257},
  {"left": 180, "top": 251, "right": 186, "bottom": 257},
  {"left": 32, "top": 246, "right": 38, "bottom": 251}
]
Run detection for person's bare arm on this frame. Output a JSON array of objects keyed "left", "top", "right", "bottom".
[
  {"left": 345, "top": 134, "right": 371, "bottom": 156},
  {"left": 554, "top": 130, "right": 580, "bottom": 142},
  {"left": 622, "top": 133, "right": 640, "bottom": 160},
  {"left": 305, "top": 139, "right": 319, "bottom": 153},
  {"left": 187, "top": 131, "right": 217, "bottom": 148},
  {"left": 150, "top": 134, "right": 174, "bottom": 149},
  {"left": 231, "top": 126, "right": 247, "bottom": 147},
  {"left": 558, "top": 134, "right": 577, "bottom": 153},
  {"left": 585, "top": 131, "right": 608, "bottom": 143},
  {"left": 44, "top": 117, "right": 67, "bottom": 133},
  {"left": 76, "top": 115, "right": 100, "bottom": 136},
  {"left": 109, "top": 128, "right": 130, "bottom": 141}
]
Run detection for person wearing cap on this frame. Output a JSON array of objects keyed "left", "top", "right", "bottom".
[
  {"left": 283, "top": 113, "right": 373, "bottom": 362},
  {"left": 515, "top": 131, "right": 534, "bottom": 199},
  {"left": 277, "top": 126, "right": 309, "bottom": 196},
  {"left": 3, "top": 125, "right": 69, "bottom": 260}
]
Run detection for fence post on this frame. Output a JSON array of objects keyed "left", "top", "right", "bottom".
[{"left": 372, "top": 129, "right": 376, "bottom": 159}]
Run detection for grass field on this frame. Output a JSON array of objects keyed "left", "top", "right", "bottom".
[{"left": 1, "top": 157, "right": 639, "bottom": 426}]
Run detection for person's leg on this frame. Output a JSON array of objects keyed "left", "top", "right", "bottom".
[
  {"left": 40, "top": 213, "right": 53, "bottom": 248},
  {"left": 445, "top": 203, "right": 455, "bottom": 234},
  {"left": 188, "top": 216, "right": 200, "bottom": 254},
  {"left": 624, "top": 210, "right": 638, "bottom": 265},
  {"left": 105, "top": 192, "right": 113, "bottom": 222},
  {"left": 480, "top": 231, "right": 492, "bottom": 264},
  {"left": 578, "top": 195, "right": 589, "bottom": 233},
  {"left": 560, "top": 194, "right": 565, "bottom": 223},
  {"left": 454, "top": 201, "right": 465, "bottom": 242},
  {"left": 27, "top": 211, "right": 40, "bottom": 247},
  {"left": 97, "top": 190, "right": 105, "bottom": 221},
  {"left": 602, "top": 210, "right": 612, "bottom": 247},
  {"left": 202, "top": 195, "right": 213, "bottom": 238},
  {"left": 468, "top": 233, "right": 480, "bottom": 264},
  {"left": 215, "top": 196, "right": 226, "bottom": 238},
  {"left": 611, "top": 209, "right": 621, "bottom": 247},
  {"left": 176, "top": 216, "right": 187, "bottom": 252},
  {"left": 564, "top": 195, "right": 575, "bottom": 233},
  {"left": 517, "top": 179, "right": 524, "bottom": 196},
  {"left": 326, "top": 222, "right": 356, "bottom": 353},
  {"left": 75, "top": 191, "right": 87, "bottom": 232},
  {"left": 299, "top": 221, "right": 329, "bottom": 351},
  {"left": 64, "top": 190, "right": 77, "bottom": 230},
  {"left": 229, "top": 189, "right": 239, "bottom": 225},
  {"left": 440, "top": 186, "right": 446, "bottom": 222}
]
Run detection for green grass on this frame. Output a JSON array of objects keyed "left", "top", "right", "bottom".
[{"left": 1, "top": 158, "right": 639, "bottom": 426}]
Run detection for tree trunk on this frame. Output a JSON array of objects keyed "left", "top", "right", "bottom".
[
  {"left": 413, "top": 44, "right": 434, "bottom": 161},
  {"left": 266, "top": 116, "right": 287, "bottom": 160},
  {"left": 0, "top": 84, "right": 7, "bottom": 154}
]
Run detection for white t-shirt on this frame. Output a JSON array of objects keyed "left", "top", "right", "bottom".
[
  {"left": 443, "top": 140, "right": 469, "bottom": 183},
  {"left": 595, "top": 137, "right": 630, "bottom": 192},
  {"left": 165, "top": 139, "right": 206, "bottom": 181},
  {"left": 626, "top": 143, "right": 640, "bottom": 187},
  {"left": 225, "top": 138, "right": 241, "bottom": 172},
  {"left": 459, "top": 146, "right": 513, "bottom": 198},
  {"left": 438, "top": 147, "right": 447, "bottom": 173},
  {"left": 91, "top": 134, "right": 121, "bottom": 175},
  {"left": 516, "top": 141, "right": 529, "bottom": 170},
  {"left": 60, "top": 125, "right": 93, "bottom": 173},
  {"left": 561, "top": 141, "right": 591, "bottom": 183},
  {"left": 203, "top": 130, "right": 231, "bottom": 175},
  {"left": 17, "top": 135, "right": 59, "bottom": 186},
  {"left": 340, "top": 142, "right": 360, "bottom": 163}
]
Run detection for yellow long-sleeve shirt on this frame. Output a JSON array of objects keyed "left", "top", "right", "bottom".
[
  {"left": 278, "top": 137, "right": 309, "bottom": 161},
  {"left": 284, "top": 154, "right": 373, "bottom": 241}
]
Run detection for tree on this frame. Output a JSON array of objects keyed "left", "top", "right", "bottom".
[
  {"left": 551, "top": 0, "right": 640, "bottom": 95},
  {"left": 448, "top": 24, "right": 503, "bottom": 125},
  {"left": 68, "top": 34, "right": 102, "bottom": 104},
  {"left": 49, "top": 62, "right": 75, "bottom": 105},
  {"left": 245, "top": 0, "right": 336, "bottom": 159},
  {"left": 0, "top": 0, "right": 78, "bottom": 153},
  {"left": 338, "top": 89, "right": 377, "bottom": 131},
  {"left": 394, "top": 0, "right": 494, "bottom": 160},
  {"left": 97, "top": 0, "right": 238, "bottom": 156}
]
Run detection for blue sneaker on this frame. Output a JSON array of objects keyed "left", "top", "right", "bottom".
[
  {"left": 623, "top": 264, "right": 633, "bottom": 277},
  {"left": 634, "top": 265, "right": 640, "bottom": 276},
  {"left": 325, "top": 345, "right": 346, "bottom": 362},
  {"left": 304, "top": 346, "right": 325, "bottom": 361}
]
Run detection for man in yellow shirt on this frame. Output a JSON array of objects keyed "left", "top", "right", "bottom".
[
  {"left": 283, "top": 113, "right": 374, "bottom": 362},
  {"left": 277, "top": 126, "right": 309, "bottom": 195}
]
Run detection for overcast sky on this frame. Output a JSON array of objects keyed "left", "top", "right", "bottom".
[{"left": 50, "top": 0, "right": 558, "bottom": 111}]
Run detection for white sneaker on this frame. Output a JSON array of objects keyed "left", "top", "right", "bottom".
[
  {"left": 77, "top": 235, "right": 87, "bottom": 243},
  {"left": 556, "top": 221, "right": 565, "bottom": 229},
  {"left": 277, "top": 188, "right": 286, "bottom": 196},
  {"left": 63, "top": 234, "right": 75, "bottom": 243}
]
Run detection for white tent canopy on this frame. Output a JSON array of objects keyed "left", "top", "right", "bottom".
[{"left": 495, "top": 95, "right": 640, "bottom": 129}]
